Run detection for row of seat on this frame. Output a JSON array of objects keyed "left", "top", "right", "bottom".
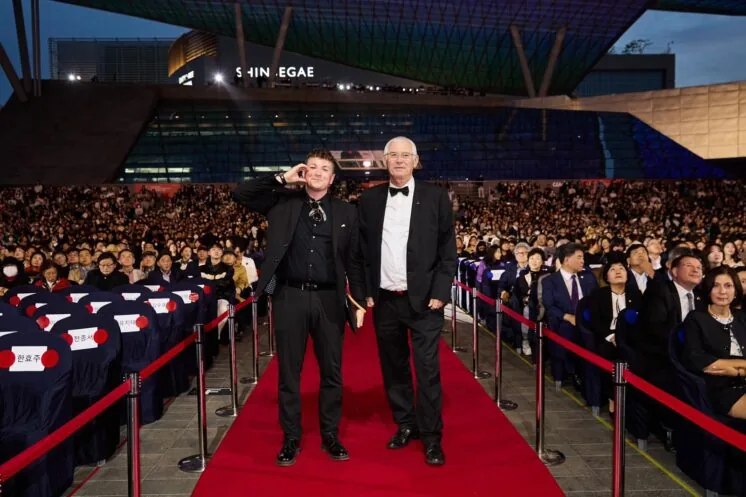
[{"left": 0, "top": 280, "right": 223, "bottom": 497}]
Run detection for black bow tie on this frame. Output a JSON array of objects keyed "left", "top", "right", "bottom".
[{"left": 389, "top": 186, "right": 409, "bottom": 197}]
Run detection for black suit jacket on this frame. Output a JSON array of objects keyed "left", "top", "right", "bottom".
[
  {"left": 357, "top": 180, "right": 457, "bottom": 313},
  {"left": 634, "top": 278, "right": 705, "bottom": 371},
  {"left": 233, "top": 175, "right": 366, "bottom": 310},
  {"left": 583, "top": 286, "right": 643, "bottom": 342}
]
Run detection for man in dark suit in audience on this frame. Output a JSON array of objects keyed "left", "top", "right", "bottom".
[
  {"left": 633, "top": 251, "right": 705, "bottom": 390},
  {"left": 233, "top": 149, "right": 366, "bottom": 467},
  {"left": 541, "top": 243, "right": 599, "bottom": 386},
  {"left": 357, "top": 136, "right": 457, "bottom": 466}
]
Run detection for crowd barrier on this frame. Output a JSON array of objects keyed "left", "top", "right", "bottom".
[
  {"left": 452, "top": 278, "right": 746, "bottom": 497},
  {"left": 0, "top": 292, "right": 269, "bottom": 497}
]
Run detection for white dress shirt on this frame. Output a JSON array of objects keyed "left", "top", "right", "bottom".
[
  {"left": 380, "top": 177, "right": 415, "bottom": 291},
  {"left": 559, "top": 268, "right": 583, "bottom": 301},
  {"left": 631, "top": 269, "right": 648, "bottom": 294},
  {"left": 673, "top": 281, "right": 695, "bottom": 321},
  {"left": 609, "top": 291, "right": 627, "bottom": 332}
]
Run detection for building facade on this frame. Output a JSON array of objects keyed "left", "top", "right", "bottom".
[{"left": 49, "top": 38, "right": 175, "bottom": 84}]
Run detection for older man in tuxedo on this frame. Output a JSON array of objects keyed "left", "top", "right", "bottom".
[{"left": 357, "top": 136, "right": 457, "bottom": 466}]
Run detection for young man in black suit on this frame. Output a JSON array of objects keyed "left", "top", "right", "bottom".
[
  {"left": 233, "top": 149, "right": 366, "bottom": 467},
  {"left": 357, "top": 136, "right": 457, "bottom": 466}
]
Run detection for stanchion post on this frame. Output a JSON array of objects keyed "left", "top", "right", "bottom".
[
  {"left": 260, "top": 296, "right": 275, "bottom": 357},
  {"left": 612, "top": 361, "right": 628, "bottom": 497},
  {"left": 451, "top": 282, "right": 467, "bottom": 353},
  {"left": 178, "top": 324, "right": 209, "bottom": 473},
  {"left": 535, "top": 322, "right": 565, "bottom": 466},
  {"left": 216, "top": 305, "right": 239, "bottom": 417},
  {"left": 471, "top": 287, "right": 491, "bottom": 379},
  {"left": 494, "top": 299, "right": 517, "bottom": 410},
  {"left": 126, "top": 372, "right": 141, "bottom": 497},
  {"left": 241, "top": 294, "right": 260, "bottom": 384}
]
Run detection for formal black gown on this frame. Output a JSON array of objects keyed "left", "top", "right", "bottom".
[{"left": 682, "top": 310, "right": 746, "bottom": 415}]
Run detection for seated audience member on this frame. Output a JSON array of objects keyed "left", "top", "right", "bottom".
[
  {"left": 26, "top": 251, "right": 47, "bottom": 280},
  {"left": 140, "top": 251, "right": 157, "bottom": 278},
  {"left": 582, "top": 254, "right": 642, "bottom": 414},
  {"left": 177, "top": 246, "right": 200, "bottom": 279},
  {"left": 34, "top": 261, "right": 72, "bottom": 292},
  {"left": 84, "top": 252, "right": 129, "bottom": 291},
  {"left": 200, "top": 243, "right": 235, "bottom": 342},
  {"left": 633, "top": 251, "right": 705, "bottom": 390},
  {"left": 723, "top": 241, "right": 743, "bottom": 268},
  {"left": 52, "top": 251, "right": 70, "bottom": 279},
  {"left": 681, "top": 266, "right": 746, "bottom": 419},
  {"left": 143, "top": 252, "right": 182, "bottom": 286},
  {"left": 626, "top": 243, "right": 655, "bottom": 294},
  {"left": 514, "top": 247, "right": 549, "bottom": 355},
  {"left": 119, "top": 249, "right": 144, "bottom": 283},
  {"left": 541, "top": 242, "right": 599, "bottom": 384}
]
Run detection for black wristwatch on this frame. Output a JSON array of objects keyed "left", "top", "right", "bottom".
[{"left": 275, "top": 172, "right": 287, "bottom": 185}]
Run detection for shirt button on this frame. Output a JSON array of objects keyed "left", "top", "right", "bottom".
[
  {"left": 312, "top": 236, "right": 316, "bottom": 239},
  {"left": 310, "top": 249, "right": 314, "bottom": 253}
]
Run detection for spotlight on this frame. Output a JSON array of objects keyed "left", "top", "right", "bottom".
[
  {"left": 68, "top": 74, "right": 76, "bottom": 81},
  {"left": 375, "top": 86, "right": 380, "bottom": 91},
  {"left": 76, "top": 75, "right": 81, "bottom": 80},
  {"left": 337, "top": 83, "right": 345, "bottom": 90},
  {"left": 345, "top": 84, "right": 351, "bottom": 90},
  {"left": 363, "top": 160, "right": 371, "bottom": 167},
  {"left": 213, "top": 73, "right": 224, "bottom": 83}
]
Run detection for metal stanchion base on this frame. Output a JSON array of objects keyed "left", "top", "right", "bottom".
[
  {"left": 240, "top": 376, "right": 257, "bottom": 384},
  {"left": 498, "top": 399, "right": 518, "bottom": 411},
  {"left": 189, "top": 387, "right": 231, "bottom": 396},
  {"left": 474, "top": 371, "right": 491, "bottom": 379},
  {"left": 215, "top": 405, "right": 238, "bottom": 417},
  {"left": 178, "top": 454, "right": 209, "bottom": 473},
  {"left": 539, "top": 449, "right": 566, "bottom": 466},
  {"left": 259, "top": 351, "right": 275, "bottom": 357},
  {"left": 452, "top": 346, "right": 468, "bottom": 353}
]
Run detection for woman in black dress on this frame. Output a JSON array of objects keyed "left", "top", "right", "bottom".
[
  {"left": 513, "top": 247, "right": 549, "bottom": 355},
  {"left": 681, "top": 266, "right": 746, "bottom": 419}
]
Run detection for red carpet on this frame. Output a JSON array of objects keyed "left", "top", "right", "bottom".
[{"left": 191, "top": 316, "right": 565, "bottom": 497}]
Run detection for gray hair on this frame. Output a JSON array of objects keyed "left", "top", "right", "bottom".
[{"left": 384, "top": 136, "right": 418, "bottom": 156}]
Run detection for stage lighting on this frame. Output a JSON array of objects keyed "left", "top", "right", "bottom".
[{"left": 214, "top": 73, "right": 224, "bottom": 83}]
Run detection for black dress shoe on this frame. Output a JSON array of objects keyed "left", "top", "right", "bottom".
[
  {"left": 321, "top": 434, "right": 350, "bottom": 461},
  {"left": 425, "top": 443, "right": 445, "bottom": 466},
  {"left": 387, "top": 425, "right": 420, "bottom": 449},
  {"left": 276, "top": 438, "right": 300, "bottom": 467}
]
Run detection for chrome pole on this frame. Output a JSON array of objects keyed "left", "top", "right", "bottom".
[
  {"left": 216, "top": 305, "right": 239, "bottom": 417},
  {"left": 240, "top": 295, "right": 260, "bottom": 384},
  {"left": 178, "top": 324, "right": 209, "bottom": 472},
  {"left": 494, "top": 299, "right": 517, "bottom": 410},
  {"left": 612, "top": 361, "right": 628, "bottom": 497},
  {"left": 472, "top": 287, "right": 490, "bottom": 379},
  {"left": 451, "top": 282, "right": 467, "bottom": 353},
  {"left": 536, "top": 322, "right": 565, "bottom": 466},
  {"left": 126, "top": 372, "right": 141, "bottom": 497}
]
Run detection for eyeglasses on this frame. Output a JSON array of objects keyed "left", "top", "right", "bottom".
[
  {"left": 309, "top": 199, "right": 327, "bottom": 223},
  {"left": 385, "top": 152, "right": 415, "bottom": 160},
  {"left": 99, "top": 262, "right": 115, "bottom": 269}
]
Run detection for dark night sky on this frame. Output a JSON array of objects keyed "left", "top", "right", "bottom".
[{"left": 1, "top": 1, "right": 746, "bottom": 104}]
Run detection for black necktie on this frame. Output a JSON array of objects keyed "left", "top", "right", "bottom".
[{"left": 389, "top": 186, "right": 409, "bottom": 197}]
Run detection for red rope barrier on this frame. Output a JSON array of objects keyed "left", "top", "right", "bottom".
[
  {"left": 501, "top": 305, "right": 535, "bottom": 329},
  {"left": 140, "top": 333, "right": 198, "bottom": 380},
  {"left": 454, "top": 280, "right": 471, "bottom": 292},
  {"left": 0, "top": 380, "right": 132, "bottom": 482},
  {"left": 624, "top": 370, "right": 746, "bottom": 453},
  {"left": 541, "top": 329, "right": 616, "bottom": 374},
  {"left": 203, "top": 297, "right": 254, "bottom": 333},
  {"left": 476, "top": 291, "right": 496, "bottom": 306}
]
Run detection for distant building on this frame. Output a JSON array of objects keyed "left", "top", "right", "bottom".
[
  {"left": 575, "top": 54, "right": 675, "bottom": 97},
  {"left": 49, "top": 38, "right": 175, "bottom": 84}
]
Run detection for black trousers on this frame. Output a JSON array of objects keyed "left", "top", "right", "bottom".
[
  {"left": 373, "top": 289, "right": 444, "bottom": 444},
  {"left": 273, "top": 285, "right": 345, "bottom": 439}
]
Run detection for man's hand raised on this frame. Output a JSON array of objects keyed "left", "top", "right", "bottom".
[{"left": 280, "top": 163, "right": 309, "bottom": 186}]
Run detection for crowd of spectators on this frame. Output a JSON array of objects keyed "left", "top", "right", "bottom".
[{"left": 2, "top": 177, "right": 746, "bottom": 492}]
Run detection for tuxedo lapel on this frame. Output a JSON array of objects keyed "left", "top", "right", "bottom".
[
  {"left": 407, "top": 181, "right": 422, "bottom": 242},
  {"left": 372, "top": 186, "right": 389, "bottom": 253}
]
